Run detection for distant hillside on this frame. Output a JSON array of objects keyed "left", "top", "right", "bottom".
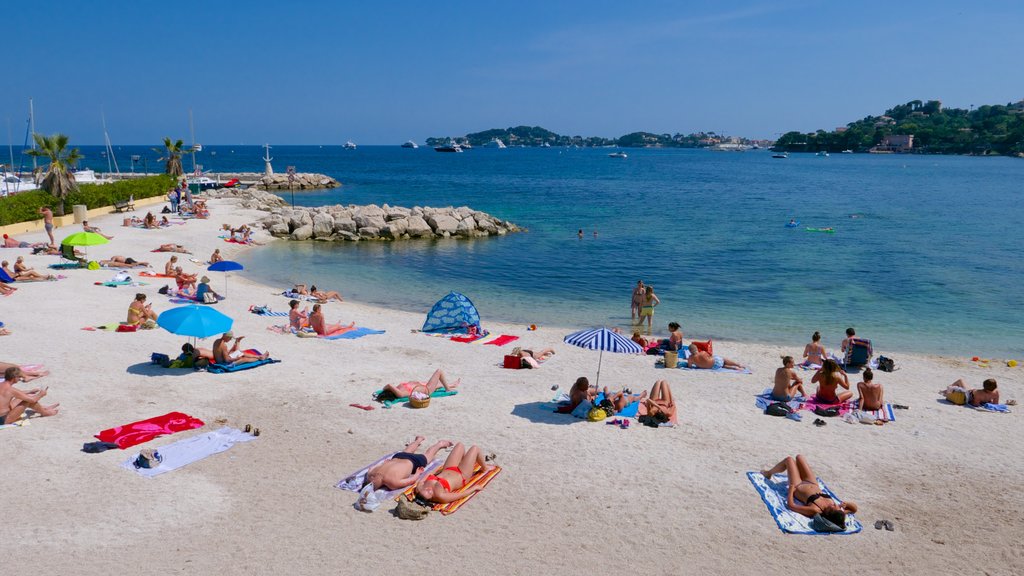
[
  {"left": 426, "top": 126, "right": 764, "bottom": 148},
  {"left": 775, "top": 99, "right": 1024, "bottom": 156}
]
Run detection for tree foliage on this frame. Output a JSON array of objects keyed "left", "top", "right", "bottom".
[
  {"left": 155, "top": 137, "right": 191, "bottom": 176},
  {"left": 26, "top": 133, "right": 82, "bottom": 216}
]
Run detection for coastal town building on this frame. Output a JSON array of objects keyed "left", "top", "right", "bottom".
[{"left": 870, "top": 134, "right": 914, "bottom": 153}]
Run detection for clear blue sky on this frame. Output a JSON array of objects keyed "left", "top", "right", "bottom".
[{"left": 4, "top": 1, "right": 1022, "bottom": 144}]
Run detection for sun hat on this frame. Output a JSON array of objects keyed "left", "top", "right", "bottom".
[
  {"left": 222, "top": 331, "right": 234, "bottom": 339},
  {"left": 200, "top": 276, "right": 210, "bottom": 283}
]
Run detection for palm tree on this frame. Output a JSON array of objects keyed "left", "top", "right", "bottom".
[
  {"left": 155, "top": 137, "right": 190, "bottom": 177},
  {"left": 27, "top": 133, "right": 82, "bottom": 216}
]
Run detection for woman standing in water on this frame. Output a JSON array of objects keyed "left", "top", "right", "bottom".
[
  {"left": 631, "top": 280, "right": 646, "bottom": 322},
  {"left": 639, "top": 286, "right": 660, "bottom": 334}
]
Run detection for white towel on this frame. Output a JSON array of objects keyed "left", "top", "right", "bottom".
[{"left": 121, "top": 427, "right": 256, "bottom": 477}]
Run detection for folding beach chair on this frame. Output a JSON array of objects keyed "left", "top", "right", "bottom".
[
  {"left": 57, "top": 244, "right": 87, "bottom": 269},
  {"left": 842, "top": 338, "right": 873, "bottom": 368}
]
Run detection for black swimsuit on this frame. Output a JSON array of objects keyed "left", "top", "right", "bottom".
[{"left": 392, "top": 452, "right": 428, "bottom": 470}]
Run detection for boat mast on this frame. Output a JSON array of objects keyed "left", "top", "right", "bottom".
[
  {"left": 5, "top": 118, "right": 14, "bottom": 195},
  {"left": 28, "top": 98, "right": 37, "bottom": 171},
  {"left": 189, "top": 108, "right": 197, "bottom": 174},
  {"left": 101, "top": 110, "right": 120, "bottom": 175}
]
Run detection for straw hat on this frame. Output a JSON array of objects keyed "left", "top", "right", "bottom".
[{"left": 200, "top": 276, "right": 210, "bottom": 284}]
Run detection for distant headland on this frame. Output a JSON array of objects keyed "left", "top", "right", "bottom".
[{"left": 426, "top": 126, "right": 771, "bottom": 150}]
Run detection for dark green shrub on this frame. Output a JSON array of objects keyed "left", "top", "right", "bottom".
[{"left": 0, "top": 174, "right": 175, "bottom": 226}]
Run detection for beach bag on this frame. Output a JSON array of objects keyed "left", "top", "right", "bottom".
[
  {"left": 202, "top": 292, "right": 218, "bottom": 304},
  {"left": 813, "top": 406, "right": 840, "bottom": 417},
  {"left": 947, "top": 390, "right": 968, "bottom": 405},
  {"left": 765, "top": 402, "right": 794, "bottom": 417},
  {"left": 663, "top": 350, "right": 678, "bottom": 368},
  {"left": 150, "top": 353, "right": 171, "bottom": 367},
  {"left": 503, "top": 355, "right": 521, "bottom": 369},
  {"left": 587, "top": 407, "right": 607, "bottom": 422},
  {"left": 158, "top": 285, "right": 170, "bottom": 295},
  {"left": 877, "top": 356, "right": 896, "bottom": 372},
  {"left": 395, "top": 498, "right": 431, "bottom": 520}
]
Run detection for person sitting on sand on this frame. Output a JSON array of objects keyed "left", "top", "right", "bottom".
[
  {"left": 566, "top": 377, "right": 598, "bottom": 412},
  {"left": 364, "top": 436, "right": 454, "bottom": 491},
  {"left": 1, "top": 367, "right": 60, "bottom": 425},
  {"left": 309, "top": 284, "right": 343, "bottom": 303},
  {"left": 82, "top": 220, "right": 113, "bottom": 240},
  {"left": 772, "top": 356, "right": 806, "bottom": 402},
  {"left": 761, "top": 454, "right": 858, "bottom": 531},
  {"left": 631, "top": 330, "right": 650, "bottom": 348},
  {"left": 414, "top": 442, "right": 494, "bottom": 504},
  {"left": 175, "top": 266, "right": 197, "bottom": 291},
  {"left": 160, "top": 216, "right": 170, "bottom": 227},
  {"left": 309, "top": 303, "right": 354, "bottom": 336},
  {"left": 380, "top": 369, "right": 460, "bottom": 401},
  {"left": 127, "top": 293, "right": 158, "bottom": 325},
  {"left": 686, "top": 344, "right": 746, "bottom": 371},
  {"left": 181, "top": 342, "right": 215, "bottom": 362},
  {"left": 11, "top": 257, "right": 54, "bottom": 281},
  {"left": 640, "top": 379, "right": 677, "bottom": 425},
  {"left": 662, "top": 322, "right": 684, "bottom": 352},
  {"left": 802, "top": 331, "right": 826, "bottom": 367},
  {"left": 2, "top": 234, "right": 31, "bottom": 248},
  {"left": 155, "top": 244, "right": 190, "bottom": 254},
  {"left": 0, "top": 281, "right": 15, "bottom": 296},
  {"left": 143, "top": 212, "right": 158, "bottom": 229},
  {"left": 811, "top": 359, "right": 852, "bottom": 403},
  {"left": 212, "top": 331, "right": 269, "bottom": 366},
  {"left": 511, "top": 346, "right": 556, "bottom": 369},
  {"left": 101, "top": 256, "right": 149, "bottom": 268},
  {"left": 209, "top": 248, "right": 223, "bottom": 264},
  {"left": 196, "top": 276, "right": 220, "bottom": 302},
  {"left": 0, "top": 362, "right": 47, "bottom": 381},
  {"left": 856, "top": 368, "right": 884, "bottom": 411},
  {"left": 941, "top": 378, "right": 999, "bottom": 407},
  {"left": 288, "top": 299, "right": 309, "bottom": 331},
  {"left": 164, "top": 255, "right": 179, "bottom": 276}
]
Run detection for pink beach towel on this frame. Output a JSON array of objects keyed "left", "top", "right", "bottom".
[
  {"left": 482, "top": 335, "right": 519, "bottom": 347},
  {"left": 95, "top": 411, "right": 205, "bottom": 449},
  {"left": 801, "top": 396, "right": 855, "bottom": 416}
]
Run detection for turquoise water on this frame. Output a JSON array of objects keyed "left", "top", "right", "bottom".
[{"left": 93, "top": 145, "right": 1019, "bottom": 357}]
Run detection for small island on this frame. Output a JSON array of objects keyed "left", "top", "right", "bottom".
[{"left": 427, "top": 125, "right": 770, "bottom": 149}]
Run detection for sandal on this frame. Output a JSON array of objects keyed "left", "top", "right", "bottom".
[
  {"left": 813, "top": 418, "right": 826, "bottom": 427},
  {"left": 253, "top": 428, "right": 261, "bottom": 437},
  {"left": 244, "top": 424, "right": 252, "bottom": 433}
]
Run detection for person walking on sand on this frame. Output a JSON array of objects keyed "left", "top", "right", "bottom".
[
  {"left": 364, "top": 436, "right": 454, "bottom": 491},
  {"left": 1, "top": 367, "right": 60, "bottom": 425},
  {"left": 639, "top": 286, "right": 660, "bottom": 334},
  {"left": 631, "top": 280, "right": 645, "bottom": 322},
  {"left": 38, "top": 207, "right": 54, "bottom": 245},
  {"left": 414, "top": 442, "right": 495, "bottom": 504}
]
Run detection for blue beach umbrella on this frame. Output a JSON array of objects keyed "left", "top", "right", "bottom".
[
  {"left": 157, "top": 304, "right": 233, "bottom": 340},
  {"left": 207, "top": 260, "right": 244, "bottom": 295},
  {"left": 563, "top": 327, "right": 644, "bottom": 387}
]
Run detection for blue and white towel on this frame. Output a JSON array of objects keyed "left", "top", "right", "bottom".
[
  {"left": 121, "top": 427, "right": 256, "bottom": 477},
  {"left": 250, "top": 306, "right": 289, "bottom": 317},
  {"left": 672, "top": 361, "right": 752, "bottom": 374},
  {"left": 747, "top": 472, "right": 862, "bottom": 535}
]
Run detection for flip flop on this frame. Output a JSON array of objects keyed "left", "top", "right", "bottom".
[
  {"left": 874, "top": 520, "right": 885, "bottom": 530},
  {"left": 813, "top": 418, "right": 826, "bottom": 427},
  {"left": 893, "top": 404, "right": 910, "bottom": 410},
  {"left": 349, "top": 403, "right": 375, "bottom": 411},
  {"left": 884, "top": 520, "right": 895, "bottom": 531}
]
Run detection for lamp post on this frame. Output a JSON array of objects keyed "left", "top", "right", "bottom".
[{"left": 287, "top": 165, "right": 296, "bottom": 207}]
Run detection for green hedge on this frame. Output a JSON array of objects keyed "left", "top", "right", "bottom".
[{"left": 0, "top": 174, "right": 176, "bottom": 226}]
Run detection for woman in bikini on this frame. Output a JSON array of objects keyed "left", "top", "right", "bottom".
[
  {"left": 641, "top": 379, "right": 677, "bottom": 424},
  {"left": 639, "top": 286, "right": 660, "bottom": 334},
  {"left": 631, "top": 280, "right": 645, "bottom": 322},
  {"left": 811, "top": 359, "right": 852, "bottom": 403},
  {"left": 414, "top": 442, "right": 494, "bottom": 504},
  {"left": 511, "top": 347, "right": 556, "bottom": 369},
  {"left": 761, "top": 454, "right": 857, "bottom": 531},
  {"left": 802, "top": 331, "right": 826, "bottom": 367},
  {"left": 380, "top": 369, "right": 460, "bottom": 400},
  {"left": 12, "top": 257, "right": 54, "bottom": 281}
]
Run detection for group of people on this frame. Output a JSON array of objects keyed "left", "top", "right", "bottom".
[{"left": 287, "top": 299, "right": 353, "bottom": 336}]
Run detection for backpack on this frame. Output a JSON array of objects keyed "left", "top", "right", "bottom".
[
  {"left": 764, "top": 402, "right": 794, "bottom": 417},
  {"left": 877, "top": 356, "right": 896, "bottom": 372}
]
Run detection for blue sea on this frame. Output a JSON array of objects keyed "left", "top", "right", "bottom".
[{"left": 78, "top": 145, "right": 1024, "bottom": 357}]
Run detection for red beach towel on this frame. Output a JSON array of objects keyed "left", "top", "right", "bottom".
[
  {"left": 95, "top": 411, "right": 205, "bottom": 449},
  {"left": 483, "top": 335, "right": 519, "bottom": 347},
  {"left": 450, "top": 334, "right": 484, "bottom": 343}
]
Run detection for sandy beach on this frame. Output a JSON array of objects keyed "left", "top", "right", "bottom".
[{"left": 1, "top": 197, "right": 1021, "bottom": 576}]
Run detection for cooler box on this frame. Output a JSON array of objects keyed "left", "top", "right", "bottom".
[{"left": 503, "top": 355, "right": 521, "bottom": 369}]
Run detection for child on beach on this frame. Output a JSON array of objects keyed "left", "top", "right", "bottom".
[
  {"left": 772, "top": 356, "right": 806, "bottom": 402},
  {"left": 941, "top": 378, "right": 999, "bottom": 407},
  {"left": 856, "top": 368, "right": 884, "bottom": 411},
  {"left": 802, "top": 331, "right": 826, "bottom": 367},
  {"left": 1, "top": 367, "right": 60, "bottom": 425}
]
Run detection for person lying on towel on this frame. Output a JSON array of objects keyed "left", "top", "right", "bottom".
[
  {"left": 942, "top": 378, "right": 999, "bottom": 407},
  {"left": 511, "top": 346, "right": 555, "bottom": 369},
  {"left": 760, "top": 454, "right": 858, "bottom": 532},
  {"left": 365, "top": 436, "right": 453, "bottom": 491},
  {"left": 378, "top": 369, "right": 459, "bottom": 401},
  {"left": 414, "top": 442, "right": 494, "bottom": 504},
  {"left": 686, "top": 344, "right": 746, "bottom": 371},
  {"left": 213, "top": 331, "right": 269, "bottom": 366}
]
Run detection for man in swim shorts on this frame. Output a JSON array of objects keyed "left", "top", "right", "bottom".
[
  {"left": 686, "top": 344, "right": 746, "bottom": 371},
  {"left": 1, "top": 367, "right": 60, "bottom": 425},
  {"left": 213, "top": 331, "right": 269, "bottom": 366},
  {"left": 38, "top": 207, "right": 54, "bottom": 245},
  {"left": 364, "top": 436, "right": 453, "bottom": 491}
]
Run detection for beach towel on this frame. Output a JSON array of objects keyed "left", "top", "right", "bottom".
[
  {"left": 96, "top": 411, "right": 205, "bottom": 449},
  {"left": 450, "top": 333, "right": 486, "bottom": 343},
  {"left": 482, "top": 335, "right": 519, "bottom": 347},
  {"left": 662, "top": 359, "right": 752, "bottom": 374},
  {"left": 564, "top": 392, "right": 641, "bottom": 419},
  {"left": 747, "top": 472, "right": 862, "bottom": 535},
  {"left": 48, "top": 262, "right": 82, "bottom": 270},
  {"left": 249, "top": 305, "right": 288, "bottom": 317},
  {"left": 801, "top": 395, "right": 856, "bottom": 416},
  {"left": 400, "top": 464, "right": 502, "bottom": 515},
  {"left": 858, "top": 404, "right": 897, "bottom": 421},
  {"left": 139, "top": 272, "right": 175, "bottom": 278},
  {"left": 121, "top": 427, "right": 256, "bottom": 477},
  {"left": 755, "top": 389, "right": 805, "bottom": 412},
  {"left": 206, "top": 358, "right": 280, "bottom": 373},
  {"left": 280, "top": 291, "right": 320, "bottom": 302},
  {"left": 973, "top": 403, "right": 1011, "bottom": 413},
  {"left": 336, "top": 452, "right": 443, "bottom": 503},
  {"left": 374, "top": 388, "right": 458, "bottom": 408},
  {"left": 322, "top": 327, "right": 386, "bottom": 340}
]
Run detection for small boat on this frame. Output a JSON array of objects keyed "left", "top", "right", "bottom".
[
  {"left": 434, "top": 144, "right": 463, "bottom": 153},
  {"left": 401, "top": 140, "right": 419, "bottom": 149},
  {"left": 186, "top": 175, "right": 220, "bottom": 191},
  {"left": 816, "top": 151, "right": 829, "bottom": 157},
  {"left": 541, "top": 142, "right": 551, "bottom": 148},
  {"left": 772, "top": 152, "right": 789, "bottom": 159},
  {"left": 608, "top": 151, "right": 628, "bottom": 158},
  {"left": 483, "top": 138, "right": 507, "bottom": 149},
  {"left": 71, "top": 169, "right": 112, "bottom": 184},
  {"left": 343, "top": 141, "right": 357, "bottom": 150},
  {"left": 841, "top": 149, "right": 854, "bottom": 154},
  {"left": 785, "top": 221, "right": 800, "bottom": 228},
  {"left": 192, "top": 143, "right": 203, "bottom": 152},
  {"left": 459, "top": 142, "right": 472, "bottom": 149}
]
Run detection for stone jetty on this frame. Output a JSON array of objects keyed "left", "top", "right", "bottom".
[{"left": 206, "top": 188, "right": 523, "bottom": 242}]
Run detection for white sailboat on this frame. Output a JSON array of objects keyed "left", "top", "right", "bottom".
[{"left": 343, "top": 141, "right": 357, "bottom": 149}]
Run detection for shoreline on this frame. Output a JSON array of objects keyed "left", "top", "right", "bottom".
[{"left": 1, "top": 196, "right": 1021, "bottom": 575}]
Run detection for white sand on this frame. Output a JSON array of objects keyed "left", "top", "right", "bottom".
[{"left": 1, "top": 198, "right": 1021, "bottom": 575}]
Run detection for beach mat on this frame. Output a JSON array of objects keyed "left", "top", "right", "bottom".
[
  {"left": 95, "top": 411, "right": 205, "bottom": 449},
  {"left": 206, "top": 358, "right": 280, "bottom": 373},
  {"left": 139, "top": 272, "right": 175, "bottom": 278},
  {"left": 121, "top": 427, "right": 256, "bottom": 477},
  {"left": 249, "top": 306, "right": 288, "bottom": 317},
  {"left": 400, "top": 464, "right": 502, "bottom": 515},
  {"left": 747, "top": 472, "right": 862, "bottom": 535},
  {"left": 482, "top": 334, "right": 519, "bottom": 347},
  {"left": 322, "top": 327, "right": 386, "bottom": 340},
  {"left": 659, "top": 360, "right": 752, "bottom": 374},
  {"left": 374, "top": 388, "right": 458, "bottom": 408}
]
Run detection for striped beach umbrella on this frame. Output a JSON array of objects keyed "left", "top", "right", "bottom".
[{"left": 563, "top": 327, "right": 643, "bottom": 387}]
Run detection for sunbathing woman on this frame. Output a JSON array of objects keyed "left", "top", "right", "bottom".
[
  {"left": 0, "top": 362, "right": 48, "bottom": 382},
  {"left": 0, "top": 281, "right": 15, "bottom": 296},
  {"left": 640, "top": 379, "right": 677, "bottom": 424},
  {"left": 811, "top": 359, "right": 852, "bottom": 403},
  {"left": 761, "top": 454, "right": 858, "bottom": 532},
  {"left": 165, "top": 255, "right": 179, "bottom": 276},
  {"left": 1, "top": 367, "right": 60, "bottom": 425},
  {"left": 602, "top": 386, "right": 647, "bottom": 413},
  {"left": 364, "top": 436, "right": 454, "bottom": 491},
  {"left": 511, "top": 346, "right": 556, "bottom": 369},
  {"left": 380, "top": 369, "right": 460, "bottom": 400},
  {"left": 308, "top": 304, "right": 354, "bottom": 336},
  {"left": 101, "top": 256, "right": 150, "bottom": 268},
  {"left": 174, "top": 266, "right": 197, "bottom": 291},
  {"left": 209, "top": 248, "right": 223, "bottom": 264},
  {"left": 414, "top": 442, "right": 494, "bottom": 504},
  {"left": 309, "top": 284, "right": 343, "bottom": 302},
  {"left": 11, "top": 257, "right": 54, "bottom": 281},
  {"left": 155, "top": 243, "right": 190, "bottom": 254}
]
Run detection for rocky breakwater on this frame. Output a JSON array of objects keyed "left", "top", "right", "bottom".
[
  {"left": 260, "top": 204, "right": 523, "bottom": 242},
  {"left": 256, "top": 173, "right": 341, "bottom": 190}
]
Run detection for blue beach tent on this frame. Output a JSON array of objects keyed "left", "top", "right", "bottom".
[{"left": 422, "top": 292, "right": 483, "bottom": 334}]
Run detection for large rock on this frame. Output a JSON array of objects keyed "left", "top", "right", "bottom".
[
  {"left": 288, "top": 210, "right": 312, "bottom": 232},
  {"left": 268, "top": 222, "right": 290, "bottom": 236},
  {"left": 427, "top": 214, "right": 459, "bottom": 234},
  {"left": 406, "top": 215, "right": 432, "bottom": 237},
  {"left": 312, "top": 213, "right": 335, "bottom": 239},
  {"left": 381, "top": 218, "right": 409, "bottom": 239},
  {"left": 333, "top": 218, "right": 357, "bottom": 234},
  {"left": 354, "top": 214, "right": 386, "bottom": 230},
  {"left": 385, "top": 207, "right": 411, "bottom": 221},
  {"left": 476, "top": 216, "right": 497, "bottom": 234},
  {"left": 455, "top": 216, "right": 477, "bottom": 237},
  {"left": 291, "top": 224, "right": 314, "bottom": 241},
  {"left": 358, "top": 226, "right": 380, "bottom": 239},
  {"left": 455, "top": 206, "right": 475, "bottom": 219},
  {"left": 354, "top": 205, "right": 385, "bottom": 219}
]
